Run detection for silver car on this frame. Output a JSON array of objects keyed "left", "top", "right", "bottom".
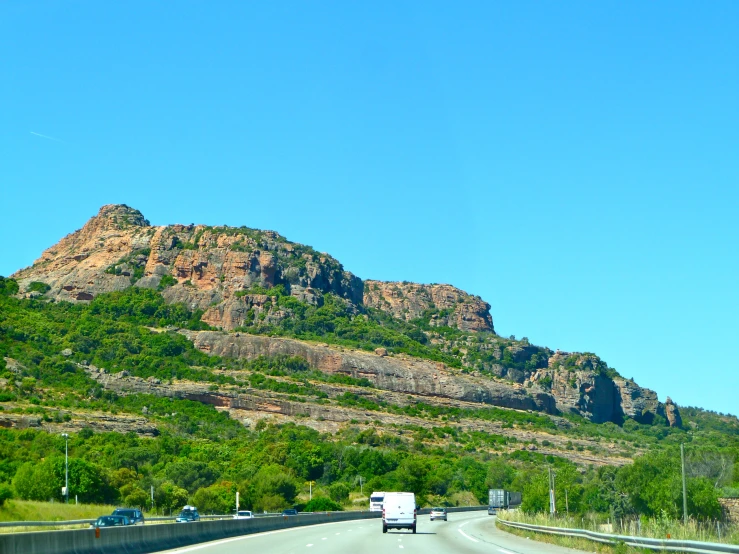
[{"left": 429, "top": 507, "right": 447, "bottom": 521}]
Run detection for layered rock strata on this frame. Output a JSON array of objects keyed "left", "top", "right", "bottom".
[{"left": 182, "top": 330, "right": 557, "bottom": 413}]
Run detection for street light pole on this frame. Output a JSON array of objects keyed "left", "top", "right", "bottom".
[
  {"left": 681, "top": 443, "right": 688, "bottom": 525},
  {"left": 61, "top": 433, "right": 69, "bottom": 503}
]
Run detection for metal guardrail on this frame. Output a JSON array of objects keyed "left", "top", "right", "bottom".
[{"left": 496, "top": 518, "right": 739, "bottom": 554}]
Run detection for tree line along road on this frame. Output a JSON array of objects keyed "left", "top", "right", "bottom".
[{"left": 155, "top": 511, "right": 587, "bottom": 554}]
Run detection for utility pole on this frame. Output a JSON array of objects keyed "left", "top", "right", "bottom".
[
  {"left": 61, "top": 433, "right": 69, "bottom": 503},
  {"left": 681, "top": 443, "right": 688, "bottom": 525},
  {"left": 565, "top": 489, "right": 569, "bottom": 516},
  {"left": 548, "top": 468, "right": 556, "bottom": 515}
]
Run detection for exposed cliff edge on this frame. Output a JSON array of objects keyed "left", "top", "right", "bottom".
[
  {"left": 363, "top": 280, "right": 494, "bottom": 333},
  {"left": 11, "top": 204, "right": 682, "bottom": 427}
]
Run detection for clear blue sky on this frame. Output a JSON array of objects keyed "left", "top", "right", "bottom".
[{"left": 1, "top": 2, "right": 737, "bottom": 416}]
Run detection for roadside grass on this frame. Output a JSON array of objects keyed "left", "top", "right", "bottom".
[
  {"left": 0, "top": 499, "right": 119, "bottom": 534},
  {"left": 0, "top": 499, "right": 118, "bottom": 523},
  {"left": 497, "top": 510, "right": 739, "bottom": 546},
  {"left": 497, "top": 522, "right": 644, "bottom": 554}
]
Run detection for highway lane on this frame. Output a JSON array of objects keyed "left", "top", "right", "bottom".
[{"left": 156, "top": 511, "right": 588, "bottom": 554}]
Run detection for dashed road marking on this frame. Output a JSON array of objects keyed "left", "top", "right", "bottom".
[
  {"left": 306, "top": 545, "right": 313, "bottom": 548},
  {"left": 162, "top": 519, "right": 355, "bottom": 553},
  {"left": 458, "top": 528, "right": 479, "bottom": 543},
  {"left": 499, "top": 549, "right": 517, "bottom": 554}
]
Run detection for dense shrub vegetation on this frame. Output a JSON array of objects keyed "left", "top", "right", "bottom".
[{"left": 0, "top": 277, "right": 736, "bottom": 521}]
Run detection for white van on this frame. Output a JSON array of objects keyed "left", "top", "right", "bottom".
[
  {"left": 382, "top": 492, "right": 416, "bottom": 533},
  {"left": 369, "top": 491, "right": 385, "bottom": 512}
]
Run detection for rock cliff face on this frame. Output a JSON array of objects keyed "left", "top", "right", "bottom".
[
  {"left": 182, "top": 330, "right": 556, "bottom": 412},
  {"left": 364, "top": 280, "right": 494, "bottom": 333},
  {"left": 13, "top": 205, "right": 362, "bottom": 329}
]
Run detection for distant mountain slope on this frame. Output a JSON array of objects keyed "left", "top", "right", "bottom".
[{"left": 11, "top": 204, "right": 680, "bottom": 426}]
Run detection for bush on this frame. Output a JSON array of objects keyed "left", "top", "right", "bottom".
[
  {"left": 328, "top": 482, "right": 350, "bottom": 503},
  {"left": 0, "top": 483, "right": 13, "bottom": 506},
  {"left": 157, "top": 274, "right": 178, "bottom": 291},
  {"left": 27, "top": 282, "right": 51, "bottom": 294},
  {"left": 304, "top": 496, "right": 343, "bottom": 512},
  {"left": 0, "top": 277, "right": 19, "bottom": 296}
]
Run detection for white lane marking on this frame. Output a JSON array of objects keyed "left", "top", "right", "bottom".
[
  {"left": 322, "top": 537, "right": 327, "bottom": 540},
  {"left": 458, "top": 528, "right": 479, "bottom": 543},
  {"left": 459, "top": 521, "right": 470, "bottom": 528},
  {"left": 335, "top": 532, "right": 341, "bottom": 535},
  {"left": 499, "top": 549, "right": 517, "bottom": 554},
  {"left": 165, "top": 519, "right": 356, "bottom": 552},
  {"left": 306, "top": 545, "right": 313, "bottom": 548},
  {"left": 399, "top": 546, "right": 404, "bottom": 549}
]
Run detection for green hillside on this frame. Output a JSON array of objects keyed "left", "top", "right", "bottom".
[{"left": 0, "top": 276, "right": 737, "bottom": 519}]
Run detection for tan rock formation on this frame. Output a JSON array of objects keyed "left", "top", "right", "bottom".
[
  {"left": 12, "top": 205, "right": 362, "bottom": 329},
  {"left": 663, "top": 397, "right": 683, "bottom": 428},
  {"left": 182, "top": 330, "right": 556, "bottom": 413},
  {"left": 363, "top": 280, "right": 494, "bottom": 332}
]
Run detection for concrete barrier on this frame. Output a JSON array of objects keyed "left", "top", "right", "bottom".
[
  {"left": 0, "top": 511, "right": 381, "bottom": 554},
  {"left": 0, "top": 506, "right": 487, "bottom": 554}
]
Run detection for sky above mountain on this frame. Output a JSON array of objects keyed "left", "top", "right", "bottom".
[{"left": 1, "top": 1, "right": 737, "bottom": 415}]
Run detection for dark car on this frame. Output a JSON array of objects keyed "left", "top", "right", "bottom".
[
  {"left": 91, "top": 515, "right": 130, "bottom": 528},
  {"left": 281, "top": 509, "right": 298, "bottom": 516},
  {"left": 112, "top": 508, "right": 145, "bottom": 525},
  {"left": 176, "top": 506, "right": 200, "bottom": 523}
]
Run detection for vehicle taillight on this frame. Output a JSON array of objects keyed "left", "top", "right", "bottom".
[
  {"left": 382, "top": 508, "right": 385, "bottom": 519},
  {"left": 414, "top": 508, "right": 417, "bottom": 520}
]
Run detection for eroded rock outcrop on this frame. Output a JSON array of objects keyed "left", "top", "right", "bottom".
[
  {"left": 182, "top": 330, "right": 556, "bottom": 413},
  {"left": 12, "top": 205, "right": 362, "bottom": 329},
  {"left": 363, "top": 280, "right": 494, "bottom": 333}
]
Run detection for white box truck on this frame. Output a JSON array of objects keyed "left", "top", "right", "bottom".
[
  {"left": 382, "top": 492, "right": 416, "bottom": 534},
  {"left": 369, "top": 491, "right": 386, "bottom": 512}
]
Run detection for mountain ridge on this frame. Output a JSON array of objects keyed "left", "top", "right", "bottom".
[{"left": 12, "top": 204, "right": 680, "bottom": 427}]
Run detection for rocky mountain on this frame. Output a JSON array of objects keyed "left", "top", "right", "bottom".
[{"left": 11, "top": 204, "right": 681, "bottom": 427}]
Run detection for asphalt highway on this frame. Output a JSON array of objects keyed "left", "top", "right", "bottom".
[{"left": 156, "top": 511, "right": 588, "bottom": 554}]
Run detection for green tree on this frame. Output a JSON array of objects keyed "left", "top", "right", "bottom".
[
  {"left": 485, "top": 460, "right": 515, "bottom": 490},
  {"left": 0, "top": 277, "right": 19, "bottom": 296},
  {"left": 156, "top": 481, "right": 189, "bottom": 514},
  {"left": 328, "top": 482, "right": 350, "bottom": 504},
  {"left": 521, "top": 470, "right": 550, "bottom": 513},
  {"left": 120, "top": 484, "right": 149, "bottom": 508},
  {"left": 251, "top": 465, "right": 299, "bottom": 512},
  {"left": 0, "top": 483, "right": 14, "bottom": 506},
  {"left": 305, "top": 496, "right": 342, "bottom": 512},
  {"left": 192, "top": 482, "right": 235, "bottom": 514},
  {"left": 12, "top": 461, "right": 56, "bottom": 501}
]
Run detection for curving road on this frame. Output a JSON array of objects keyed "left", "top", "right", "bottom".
[{"left": 155, "top": 511, "right": 587, "bottom": 554}]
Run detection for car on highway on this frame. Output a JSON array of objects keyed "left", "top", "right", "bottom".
[
  {"left": 112, "top": 508, "right": 145, "bottom": 525},
  {"left": 281, "top": 508, "right": 298, "bottom": 516},
  {"left": 176, "top": 506, "right": 201, "bottom": 523},
  {"left": 382, "top": 492, "right": 416, "bottom": 534},
  {"left": 91, "top": 515, "right": 130, "bottom": 528},
  {"left": 429, "top": 507, "right": 447, "bottom": 521},
  {"left": 234, "top": 510, "right": 254, "bottom": 519}
]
